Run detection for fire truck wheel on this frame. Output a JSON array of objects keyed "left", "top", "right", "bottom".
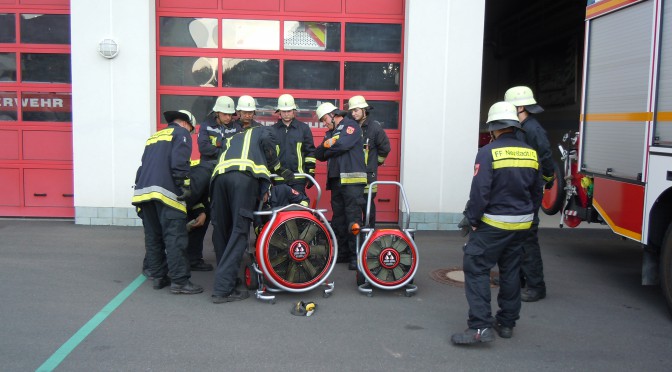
[
  {"left": 541, "top": 160, "right": 565, "bottom": 216},
  {"left": 660, "top": 222, "right": 672, "bottom": 315}
]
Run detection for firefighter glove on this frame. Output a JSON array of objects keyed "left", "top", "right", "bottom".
[
  {"left": 177, "top": 186, "right": 192, "bottom": 201},
  {"left": 457, "top": 215, "right": 471, "bottom": 237},
  {"left": 323, "top": 137, "right": 337, "bottom": 148},
  {"left": 543, "top": 174, "right": 555, "bottom": 190},
  {"left": 280, "top": 168, "right": 295, "bottom": 182}
]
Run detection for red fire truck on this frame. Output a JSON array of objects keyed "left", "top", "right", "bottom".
[{"left": 542, "top": 0, "right": 672, "bottom": 311}]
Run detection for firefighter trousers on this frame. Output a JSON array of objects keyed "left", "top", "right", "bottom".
[
  {"left": 211, "top": 172, "right": 259, "bottom": 296},
  {"left": 329, "top": 180, "right": 364, "bottom": 262},
  {"left": 520, "top": 222, "right": 546, "bottom": 292},
  {"left": 139, "top": 200, "right": 191, "bottom": 284},
  {"left": 463, "top": 223, "right": 527, "bottom": 329}
]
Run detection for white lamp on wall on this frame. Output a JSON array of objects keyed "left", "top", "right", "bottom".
[{"left": 98, "top": 39, "right": 119, "bottom": 59}]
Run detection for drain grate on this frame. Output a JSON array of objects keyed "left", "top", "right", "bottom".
[{"left": 430, "top": 267, "right": 499, "bottom": 288}]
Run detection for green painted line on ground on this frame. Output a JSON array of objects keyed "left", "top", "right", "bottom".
[{"left": 36, "top": 275, "right": 147, "bottom": 372}]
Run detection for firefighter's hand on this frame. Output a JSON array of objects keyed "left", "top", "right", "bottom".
[
  {"left": 280, "top": 168, "right": 295, "bottom": 182},
  {"left": 457, "top": 215, "right": 471, "bottom": 237},
  {"left": 306, "top": 179, "right": 314, "bottom": 190},
  {"left": 177, "top": 186, "right": 192, "bottom": 201},
  {"left": 215, "top": 140, "right": 222, "bottom": 148},
  {"left": 323, "top": 137, "right": 337, "bottom": 148},
  {"left": 543, "top": 174, "right": 555, "bottom": 190}
]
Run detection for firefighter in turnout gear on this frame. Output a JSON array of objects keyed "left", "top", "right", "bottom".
[
  {"left": 209, "top": 124, "right": 293, "bottom": 303},
  {"left": 505, "top": 86, "right": 553, "bottom": 302},
  {"left": 451, "top": 102, "right": 543, "bottom": 345},
  {"left": 347, "top": 95, "right": 391, "bottom": 227},
  {"left": 271, "top": 94, "right": 317, "bottom": 195},
  {"left": 132, "top": 110, "right": 204, "bottom": 295},
  {"left": 314, "top": 102, "right": 367, "bottom": 271},
  {"left": 198, "top": 96, "right": 242, "bottom": 163},
  {"left": 233, "top": 95, "right": 262, "bottom": 130}
]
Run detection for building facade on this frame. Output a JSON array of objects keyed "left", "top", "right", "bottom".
[{"left": 0, "top": 0, "right": 485, "bottom": 230}]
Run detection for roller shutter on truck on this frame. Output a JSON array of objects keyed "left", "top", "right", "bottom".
[
  {"left": 582, "top": 0, "right": 654, "bottom": 180},
  {"left": 657, "top": 0, "right": 672, "bottom": 144}
]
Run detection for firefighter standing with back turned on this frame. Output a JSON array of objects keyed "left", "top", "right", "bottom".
[
  {"left": 132, "top": 110, "right": 204, "bottom": 295},
  {"left": 209, "top": 120, "right": 294, "bottom": 303},
  {"left": 505, "top": 86, "right": 554, "bottom": 302},
  {"left": 451, "top": 102, "right": 542, "bottom": 344}
]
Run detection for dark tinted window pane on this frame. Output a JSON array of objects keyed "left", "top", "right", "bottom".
[
  {"left": 0, "top": 14, "right": 16, "bottom": 43},
  {"left": 345, "top": 23, "right": 401, "bottom": 53},
  {"left": 160, "top": 95, "right": 217, "bottom": 124},
  {"left": 20, "top": 14, "right": 70, "bottom": 45},
  {"left": 344, "top": 62, "right": 400, "bottom": 91},
  {"left": 22, "top": 92, "right": 72, "bottom": 122},
  {"left": 222, "top": 58, "right": 279, "bottom": 89},
  {"left": 0, "top": 53, "right": 17, "bottom": 81},
  {"left": 21, "top": 53, "right": 71, "bottom": 83},
  {"left": 296, "top": 98, "right": 339, "bottom": 129},
  {"left": 0, "top": 91, "right": 18, "bottom": 121},
  {"left": 284, "top": 60, "right": 339, "bottom": 90},
  {"left": 160, "top": 17, "right": 217, "bottom": 48},
  {"left": 360, "top": 100, "right": 399, "bottom": 129},
  {"left": 160, "top": 56, "right": 218, "bottom": 87},
  {"left": 284, "top": 21, "right": 341, "bottom": 52}
]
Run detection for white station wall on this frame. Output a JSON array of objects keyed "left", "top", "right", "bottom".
[
  {"left": 402, "top": 0, "right": 484, "bottom": 229},
  {"left": 71, "top": 0, "right": 155, "bottom": 226},
  {"left": 70, "top": 0, "right": 485, "bottom": 228}
]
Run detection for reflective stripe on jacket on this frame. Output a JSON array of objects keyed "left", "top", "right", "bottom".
[
  {"left": 132, "top": 123, "right": 191, "bottom": 213},
  {"left": 271, "top": 118, "right": 316, "bottom": 183},
  {"left": 212, "top": 126, "right": 281, "bottom": 184},
  {"left": 314, "top": 116, "right": 367, "bottom": 188}
]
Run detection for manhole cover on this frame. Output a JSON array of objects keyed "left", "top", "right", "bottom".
[{"left": 430, "top": 267, "right": 499, "bottom": 288}]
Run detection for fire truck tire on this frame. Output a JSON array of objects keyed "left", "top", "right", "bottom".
[
  {"left": 660, "top": 222, "right": 672, "bottom": 315},
  {"left": 541, "top": 160, "right": 565, "bottom": 216}
]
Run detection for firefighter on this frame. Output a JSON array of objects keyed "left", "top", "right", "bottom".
[
  {"left": 314, "top": 102, "right": 367, "bottom": 270},
  {"left": 451, "top": 102, "right": 542, "bottom": 344},
  {"left": 271, "top": 94, "right": 317, "bottom": 195},
  {"left": 209, "top": 124, "right": 293, "bottom": 303},
  {"left": 234, "top": 95, "right": 262, "bottom": 130},
  {"left": 189, "top": 96, "right": 242, "bottom": 272},
  {"left": 183, "top": 159, "right": 216, "bottom": 272},
  {"left": 347, "top": 95, "right": 391, "bottom": 227},
  {"left": 132, "top": 110, "right": 204, "bottom": 295},
  {"left": 505, "top": 86, "right": 554, "bottom": 302},
  {"left": 198, "top": 96, "right": 242, "bottom": 163}
]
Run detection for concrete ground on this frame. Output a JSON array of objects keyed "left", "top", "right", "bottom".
[{"left": 1, "top": 217, "right": 671, "bottom": 372}]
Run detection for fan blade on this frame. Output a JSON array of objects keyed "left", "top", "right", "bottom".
[
  {"left": 299, "top": 222, "right": 320, "bottom": 242},
  {"left": 270, "top": 254, "right": 289, "bottom": 267},
  {"left": 286, "top": 261, "right": 299, "bottom": 283},
  {"left": 400, "top": 253, "right": 413, "bottom": 266},
  {"left": 311, "top": 244, "right": 327, "bottom": 257},
  {"left": 375, "top": 267, "right": 390, "bottom": 281},
  {"left": 269, "top": 234, "right": 289, "bottom": 251},
  {"left": 301, "top": 259, "right": 318, "bottom": 278},
  {"left": 367, "top": 258, "right": 380, "bottom": 270},
  {"left": 379, "top": 234, "right": 393, "bottom": 249},
  {"left": 391, "top": 237, "right": 409, "bottom": 253},
  {"left": 368, "top": 239, "right": 383, "bottom": 256},
  {"left": 392, "top": 266, "right": 405, "bottom": 280},
  {"left": 284, "top": 219, "right": 299, "bottom": 240}
]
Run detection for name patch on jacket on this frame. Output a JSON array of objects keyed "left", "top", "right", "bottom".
[{"left": 491, "top": 147, "right": 538, "bottom": 170}]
